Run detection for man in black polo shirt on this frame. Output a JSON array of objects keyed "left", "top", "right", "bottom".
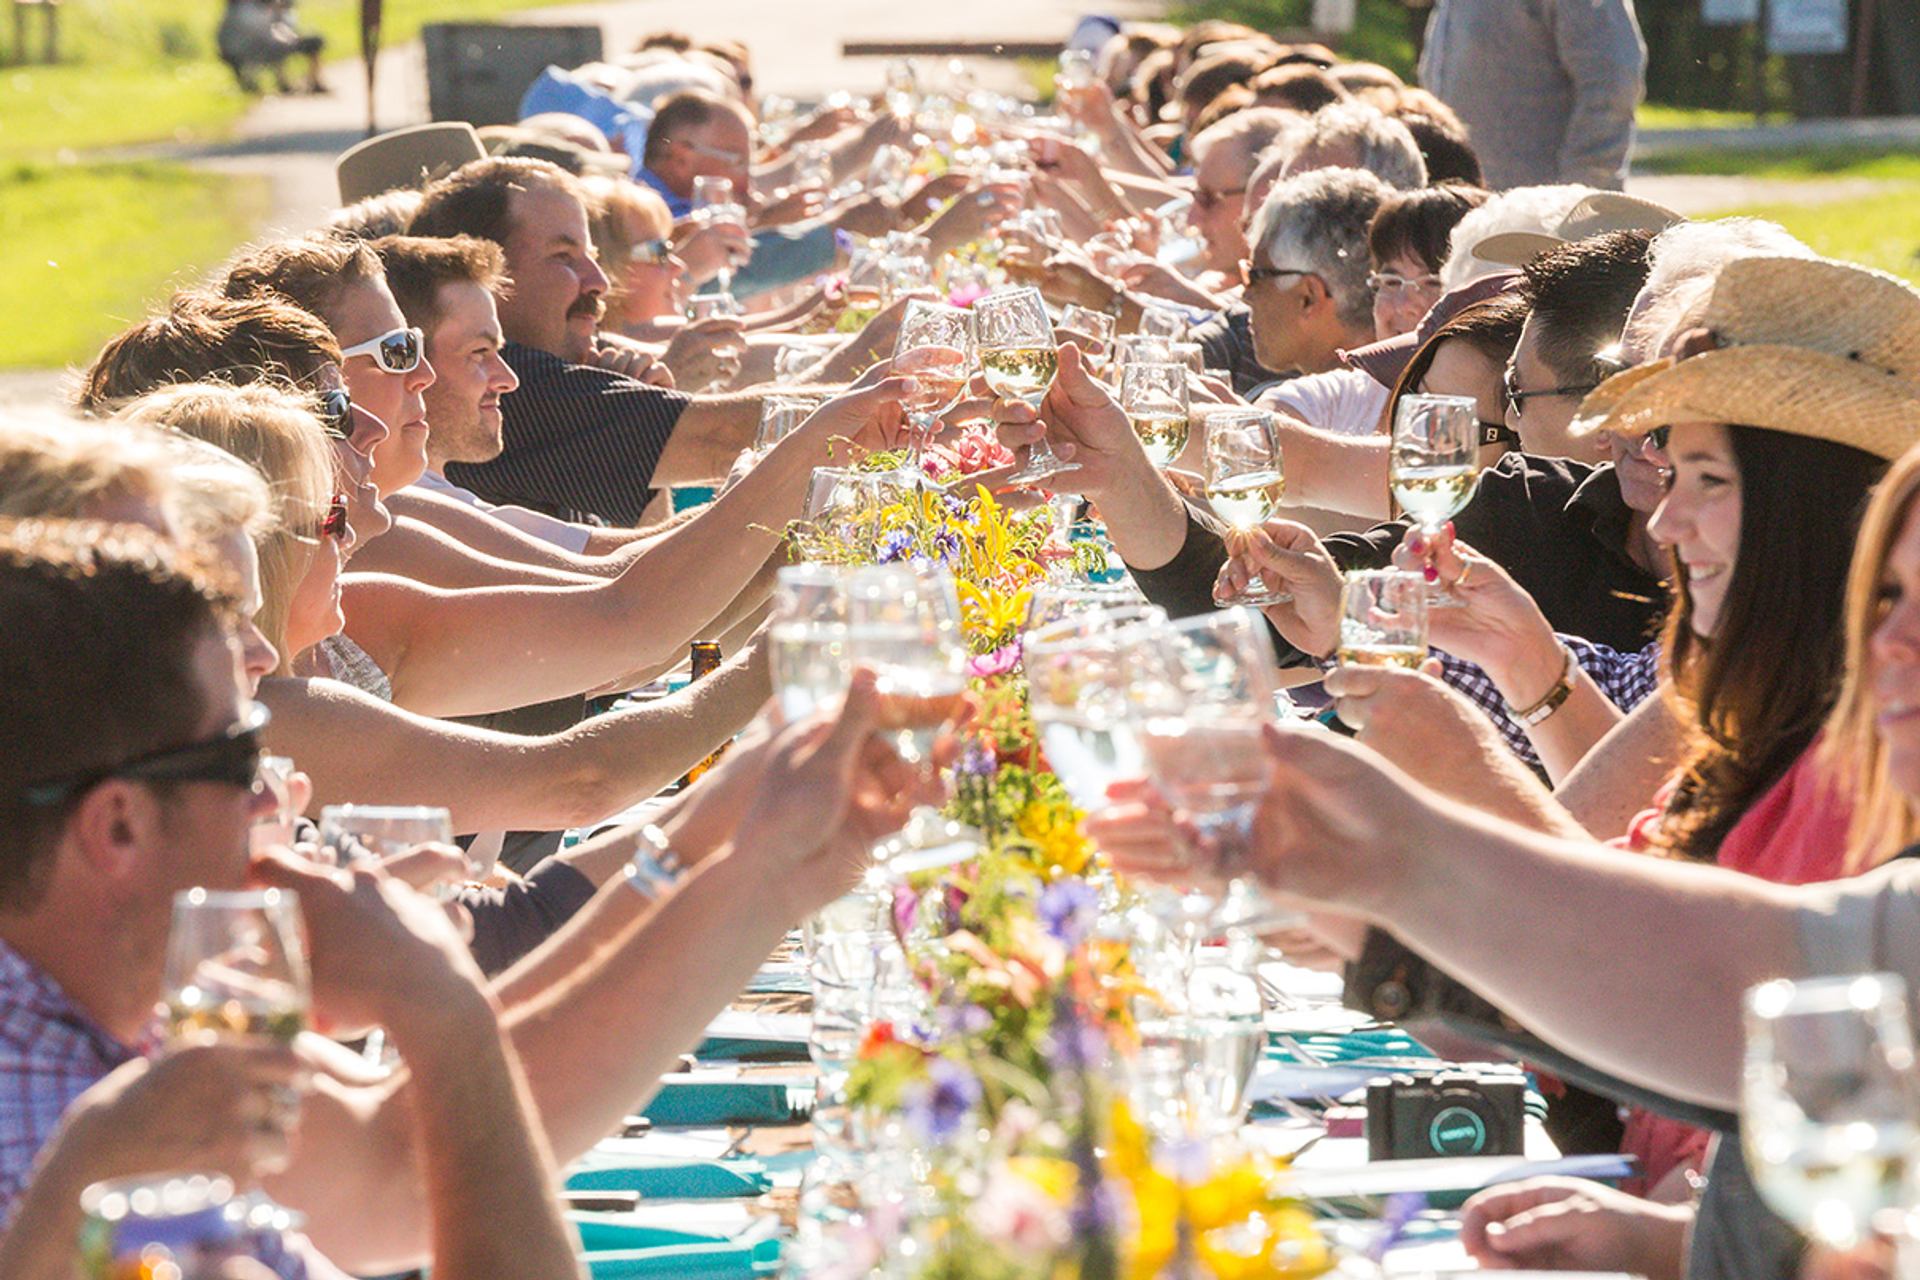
[
  {"left": 999, "top": 230, "right": 1667, "bottom": 658},
  {"left": 408, "top": 157, "right": 784, "bottom": 525}
]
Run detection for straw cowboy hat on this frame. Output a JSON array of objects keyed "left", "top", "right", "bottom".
[
  {"left": 336, "top": 122, "right": 487, "bottom": 206},
  {"left": 1570, "top": 255, "right": 1920, "bottom": 461}
]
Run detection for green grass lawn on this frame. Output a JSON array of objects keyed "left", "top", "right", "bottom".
[
  {"left": 1636, "top": 144, "right": 1920, "bottom": 181},
  {"left": 1708, "top": 183, "right": 1920, "bottom": 284},
  {"left": 0, "top": 161, "right": 272, "bottom": 369},
  {"left": 0, "top": 0, "right": 589, "bottom": 163}
]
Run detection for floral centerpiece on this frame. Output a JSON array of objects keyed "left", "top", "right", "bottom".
[{"left": 788, "top": 455, "right": 1332, "bottom": 1280}]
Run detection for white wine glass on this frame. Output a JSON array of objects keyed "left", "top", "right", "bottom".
[
  {"left": 1059, "top": 303, "right": 1117, "bottom": 379},
  {"left": 1390, "top": 393, "right": 1480, "bottom": 606},
  {"left": 1139, "top": 305, "right": 1189, "bottom": 343},
  {"left": 891, "top": 300, "right": 974, "bottom": 477},
  {"left": 317, "top": 804, "right": 474, "bottom": 876},
  {"left": 1024, "top": 605, "right": 1170, "bottom": 813},
  {"left": 162, "top": 888, "right": 311, "bottom": 1200},
  {"left": 797, "top": 467, "right": 909, "bottom": 564},
  {"left": 844, "top": 566, "right": 977, "bottom": 873},
  {"left": 754, "top": 393, "right": 824, "bottom": 457},
  {"left": 1337, "top": 569, "right": 1429, "bottom": 671},
  {"left": 1743, "top": 973, "right": 1920, "bottom": 1250},
  {"left": 975, "top": 286, "right": 1078, "bottom": 485},
  {"left": 691, "top": 175, "right": 747, "bottom": 296},
  {"left": 1206, "top": 409, "right": 1289, "bottom": 607},
  {"left": 1135, "top": 609, "right": 1294, "bottom": 933},
  {"left": 1119, "top": 362, "right": 1189, "bottom": 470},
  {"left": 1024, "top": 580, "right": 1151, "bottom": 632},
  {"left": 768, "top": 564, "right": 854, "bottom": 723}
]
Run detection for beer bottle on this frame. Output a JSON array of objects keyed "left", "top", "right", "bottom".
[{"left": 678, "top": 641, "right": 727, "bottom": 788}]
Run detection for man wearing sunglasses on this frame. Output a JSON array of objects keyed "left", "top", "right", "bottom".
[{"left": 0, "top": 522, "right": 581, "bottom": 1279}]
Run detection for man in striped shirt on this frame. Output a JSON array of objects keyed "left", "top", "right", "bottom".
[{"left": 410, "top": 157, "right": 781, "bottom": 526}]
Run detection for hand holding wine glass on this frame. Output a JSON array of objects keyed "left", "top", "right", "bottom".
[
  {"left": 1390, "top": 394, "right": 1482, "bottom": 606},
  {"left": 1336, "top": 569, "right": 1430, "bottom": 672},
  {"left": 976, "top": 286, "right": 1078, "bottom": 485},
  {"left": 1213, "top": 519, "right": 1343, "bottom": 656},
  {"left": 1204, "top": 409, "right": 1289, "bottom": 606},
  {"left": 891, "top": 300, "right": 974, "bottom": 473}
]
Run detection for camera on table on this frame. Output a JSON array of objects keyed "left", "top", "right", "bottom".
[{"left": 1365, "top": 1068, "right": 1526, "bottom": 1161}]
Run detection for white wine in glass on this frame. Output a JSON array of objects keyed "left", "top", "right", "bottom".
[
  {"left": 1119, "top": 362, "right": 1189, "bottom": 468},
  {"left": 1743, "top": 973, "right": 1920, "bottom": 1250},
  {"left": 1337, "top": 569, "right": 1429, "bottom": 672},
  {"left": 975, "top": 287, "right": 1077, "bottom": 484},
  {"left": 162, "top": 888, "right": 310, "bottom": 1048},
  {"left": 767, "top": 565, "right": 855, "bottom": 722},
  {"left": 1206, "top": 409, "right": 1289, "bottom": 607},
  {"left": 1390, "top": 393, "right": 1480, "bottom": 606}
]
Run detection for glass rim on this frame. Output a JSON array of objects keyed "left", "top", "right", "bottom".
[
  {"left": 173, "top": 886, "right": 295, "bottom": 911},
  {"left": 318, "top": 803, "right": 452, "bottom": 822},
  {"left": 1746, "top": 971, "right": 1910, "bottom": 1019},
  {"left": 1025, "top": 603, "right": 1169, "bottom": 648}
]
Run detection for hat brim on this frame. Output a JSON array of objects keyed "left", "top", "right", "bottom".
[
  {"left": 1569, "top": 346, "right": 1920, "bottom": 461},
  {"left": 1471, "top": 230, "right": 1564, "bottom": 267},
  {"left": 1342, "top": 331, "right": 1419, "bottom": 389}
]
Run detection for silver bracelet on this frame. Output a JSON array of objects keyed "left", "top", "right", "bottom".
[{"left": 622, "top": 823, "right": 688, "bottom": 900}]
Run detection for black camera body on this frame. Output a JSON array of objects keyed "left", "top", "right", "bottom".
[{"left": 1365, "top": 1069, "right": 1527, "bottom": 1161}]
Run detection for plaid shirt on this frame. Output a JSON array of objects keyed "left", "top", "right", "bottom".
[
  {"left": 0, "top": 941, "right": 309, "bottom": 1277},
  {"left": 1435, "top": 639, "right": 1661, "bottom": 769}
]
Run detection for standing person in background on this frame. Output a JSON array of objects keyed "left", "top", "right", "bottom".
[{"left": 1419, "top": 0, "right": 1646, "bottom": 190}]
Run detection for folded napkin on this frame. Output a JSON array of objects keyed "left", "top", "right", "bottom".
[
  {"left": 565, "top": 1156, "right": 772, "bottom": 1199},
  {"left": 584, "top": 1236, "right": 781, "bottom": 1279},
  {"left": 640, "top": 1078, "right": 812, "bottom": 1128}
]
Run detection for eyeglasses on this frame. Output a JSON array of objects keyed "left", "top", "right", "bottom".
[
  {"left": 627, "top": 237, "right": 675, "bottom": 266},
  {"left": 670, "top": 137, "right": 751, "bottom": 168},
  {"left": 1646, "top": 425, "right": 1671, "bottom": 452},
  {"left": 18, "top": 703, "right": 270, "bottom": 808},
  {"left": 317, "top": 387, "right": 354, "bottom": 439},
  {"left": 1242, "top": 264, "right": 1314, "bottom": 288},
  {"left": 317, "top": 492, "right": 348, "bottom": 542},
  {"left": 338, "top": 326, "right": 423, "bottom": 375},
  {"left": 1502, "top": 363, "right": 1598, "bottom": 418},
  {"left": 1366, "top": 271, "right": 1442, "bottom": 294},
  {"left": 1192, "top": 185, "right": 1246, "bottom": 212}
]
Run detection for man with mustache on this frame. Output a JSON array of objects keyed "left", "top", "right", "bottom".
[{"left": 408, "top": 158, "right": 799, "bottom": 526}]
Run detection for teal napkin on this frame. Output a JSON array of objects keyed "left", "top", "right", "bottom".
[
  {"left": 570, "top": 1211, "right": 732, "bottom": 1251},
  {"left": 640, "top": 1079, "right": 810, "bottom": 1127},
  {"left": 584, "top": 1237, "right": 780, "bottom": 1278},
  {"left": 565, "top": 1157, "right": 771, "bottom": 1199},
  {"left": 694, "top": 1032, "right": 811, "bottom": 1063}
]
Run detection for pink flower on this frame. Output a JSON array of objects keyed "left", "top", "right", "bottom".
[
  {"left": 967, "top": 641, "right": 1022, "bottom": 678},
  {"left": 948, "top": 282, "right": 990, "bottom": 309},
  {"left": 952, "top": 430, "right": 1014, "bottom": 474}
]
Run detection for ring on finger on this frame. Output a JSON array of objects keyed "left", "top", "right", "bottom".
[{"left": 1455, "top": 559, "right": 1473, "bottom": 589}]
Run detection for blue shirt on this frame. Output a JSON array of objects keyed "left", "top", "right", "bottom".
[{"left": 636, "top": 165, "right": 692, "bottom": 220}]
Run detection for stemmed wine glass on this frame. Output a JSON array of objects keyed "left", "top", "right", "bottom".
[
  {"left": 318, "top": 804, "right": 475, "bottom": 877},
  {"left": 1119, "top": 362, "right": 1189, "bottom": 469},
  {"left": 1389, "top": 393, "right": 1481, "bottom": 606},
  {"left": 691, "top": 175, "right": 747, "bottom": 300},
  {"left": 891, "top": 300, "right": 974, "bottom": 479},
  {"left": 755, "top": 393, "right": 827, "bottom": 458},
  {"left": 1024, "top": 580, "right": 1151, "bottom": 632},
  {"left": 1205, "top": 409, "right": 1289, "bottom": 607},
  {"left": 1139, "top": 305, "right": 1189, "bottom": 343},
  {"left": 796, "top": 467, "right": 910, "bottom": 564},
  {"left": 1059, "top": 303, "right": 1118, "bottom": 381},
  {"left": 162, "top": 888, "right": 311, "bottom": 1228},
  {"left": 1743, "top": 973, "right": 1920, "bottom": 1250},
  {"left": 1337, "top": 569, "right": 1429, "bottom": 670},
  {"left": 975, "top": 286, "right": 1079, "bottom": 485},
  {"left": 1023, "top": 605, "right": 1170, "bottom": 814}
]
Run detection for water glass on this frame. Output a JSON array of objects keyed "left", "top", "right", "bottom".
[{"left": 1743, "top": 973, "right": 1920, "bottom": 1249}]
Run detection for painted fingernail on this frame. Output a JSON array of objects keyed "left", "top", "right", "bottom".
[
  {"left": 1423, "top": 565, "right": 1439, "bottom": 583},
  {"left": 1406, "top": 531, "right": 1425, "bottom": 553}
]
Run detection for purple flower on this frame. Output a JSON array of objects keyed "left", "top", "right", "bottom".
[
  {"left": 932, "top": 529, "right": 963, "bottom": 565},
  {"left": 891, "top": 884, "right": 920, "bottom": 939},
  {"left": 905, "top": 1057, "right": 981, "bottom": 1143},
  {"left": 940, "top": 1001, "right": 993, "bottom": 1037},
  {"left": 957, "top": 741, "right": 997, "bottom": 778},
  {"left": 940, "top": 492, "right": 968, "bottom": 519},
  {"left": 967, "top": 640, "right": 1022, "bottom": 678},
  {"left": 876, "top": 530, "right": 914, "bottom": 563},
  {"left": 1038, "top": 879, "right": 1099, "bottom": 947},
  {"left": 1069, "top": 1177, "right": 1121, "bottom": 1239}
]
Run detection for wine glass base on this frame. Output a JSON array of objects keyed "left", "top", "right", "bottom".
[
  {"left": 1213, "top": 586, "right": 1292, "bottom": 608},
  {"left": 1006, "top": 456, "right": 1082, "bottom": 486}
]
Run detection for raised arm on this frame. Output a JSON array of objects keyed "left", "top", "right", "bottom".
[{"left": 258, "top": 643, "right": 768, "bottom": 834}]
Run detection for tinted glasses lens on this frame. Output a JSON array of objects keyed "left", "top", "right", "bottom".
[
  {"left": 321, "top": 494, "right": 349, "bottom": 541},
  {"left": 320, "top": 389, "right": 353, "bottom": 437},
  {"left": 377, "top": 329, "right": 420, "bottom": 373}
]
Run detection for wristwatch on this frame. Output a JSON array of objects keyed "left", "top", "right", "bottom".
[
  {"left": 622, "top": 823, "right": 689, "bottom": 900},
  {"left": 1504, "top": 643, "right": 1577, "bottom": 727}
]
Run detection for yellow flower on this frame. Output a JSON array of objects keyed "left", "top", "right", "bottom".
[{"left": 1015, "top": 802, "right": 1093, "bottom": 878}]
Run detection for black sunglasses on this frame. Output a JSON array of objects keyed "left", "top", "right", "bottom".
[
  {"left": 18, "top": 704, "right": 270, "bottom": 808},
  {"left": 317, "top": 492, "right": 348, "bottom": 542},
  {"left": 1502, "top": 364, "right": 1597, "bottom": 418},
  {"left": 1646, "top": 425, "right": 1671, "bottom": 451},
  {"left": 318, "top": 388, "right": 354, "bottom": 439}
]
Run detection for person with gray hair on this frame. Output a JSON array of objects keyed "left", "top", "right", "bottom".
[
  {"left": 1244, "top": 167, "right": 1390, "bottom": 378},
  {"left": 1278, "top": 101, "right": 1428, "bottom": 190},
  {"left": 1188, "top": 107, "right": 1299, "bottom": 275}
]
